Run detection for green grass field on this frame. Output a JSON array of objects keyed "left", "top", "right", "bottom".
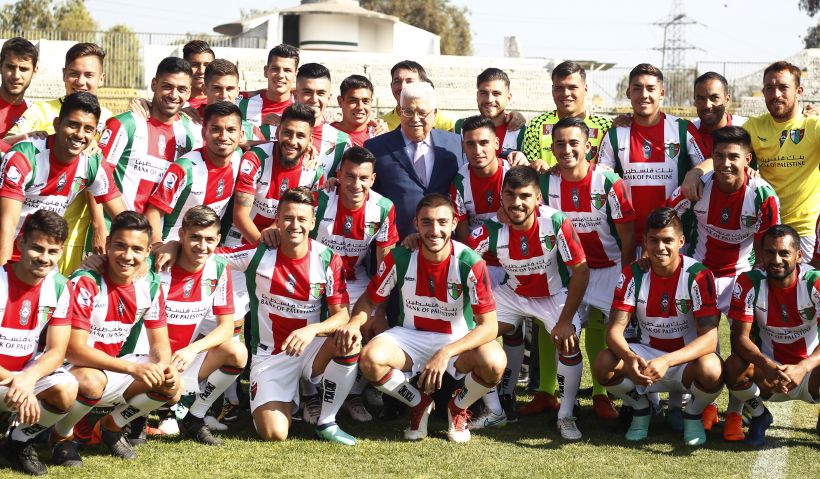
[{"left": 8, "top": 322, "right": 820, "bottom": 479}]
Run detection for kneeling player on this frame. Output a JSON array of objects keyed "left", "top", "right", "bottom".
[
  {"left": 351, "top": 193, "right": 506, "bottom": 443},
  {"left": 594, "top": 208, "right": 723, "bottom": 446},
  {"left": 0, "top": 211, "right": 78, "bottom": 476},
  {"left": 725, "top": 225, "right": 820, "bottom": 447},
  {"left": 51, "top": 212, "right": 180, "bottom": 464}
]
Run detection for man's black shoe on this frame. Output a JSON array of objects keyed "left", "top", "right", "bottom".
[
  {"left": 179, "top": 414, "right": 223, "bottom": 446},
  {"left": 1, "top": 436, "right": 47, "bottom": 476}
]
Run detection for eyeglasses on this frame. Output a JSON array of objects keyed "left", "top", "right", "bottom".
[{"left": 400, "top": 108, "right": 434, "bottom": 119}]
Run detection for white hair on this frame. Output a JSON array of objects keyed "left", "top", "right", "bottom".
[{"left": 400, "top": 81, "right": 437, "bottom": 109}]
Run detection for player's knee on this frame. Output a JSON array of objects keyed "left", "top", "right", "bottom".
[
  {"left": 43, "top": 381, "right": 78, "bottom": 411},
  {"left": 592, "top": 349, "right": 617, "bottom": 384},
  {"left": 358, "top": 344, "right": 387, "bottom": 380},
  {"left": 254, "top": 418, "right": 289, "bottom": 442},
  {"left": 723, "top": 354, "right": 750, "bottom": 385},
  {"left": 226, "top": 341, "right": 249, "bottom": 368},
  {"left": 476, "top": 344, "right": 506, "bottom": 384},
  {"left": 694, "top": 354, "right": 723, "bottom": 385},
  {"left": 72, "top": 368, "right": 107, "bottom": 398}
]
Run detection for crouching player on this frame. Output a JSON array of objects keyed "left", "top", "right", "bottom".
[
  {"left": 725, "top": 225, "right": 820, "bottom": 447},
  {"left": 350, "top": 193, "right": 506, "bottom": 443},
  {"left": 0, "top": 211, "right": 78, "bottom": 476},
  {"left": 50, "top": 212, "right": 180, "bottom": 464},
  {"left": 594, "top": 208, "right": 723, "bottom": 446}
]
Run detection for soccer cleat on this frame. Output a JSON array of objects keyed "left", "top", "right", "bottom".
[
  {"left": 683, "top": 413, "right": 707, "bottom": 446},
  {"left": 94, "top": 421, "right": 137, "bottom": 460},
  {"left": 404, "top": 394, "right": 434, "bottom": 441},
  {"left": 702, "top": 403, "right": 719, "bottom": 431},
  {"left": 516, "top": 391, "right": 559, "bottom": 416},
  {"left": 364, "top": 387, "right": 384, "bottom": 408},
  {"left": 556, "top": 416, "right": 582, "bottom": 441},
  {"left": 157, "top": 417, "right": 180, "bottom": 435},
  {"left": 446, "top": 399, "right": 471, "bottom": 443},
  {"left": 666, "top": 407, "right": 684, "bottom": 432},
  {"left": 73, "top": 415, "right": 96, "bottom": 445},
  {"left": 123, "top": 416, "right": 147, "bottom": 446},
  {"left": 51, "top": 440, "right": 83, "bottom": 468},
  {"left": 179, "top": 414, "right": 224, "bottom": 446},
  {"left": 217, "top": 401, "right": 239, "bottom": 424},
  {"left": 316, "top": 422, "right": 356, "bottom": 446},
  {"left": 592, "top": 394, "right": 619, "bottom": 420},
  {"left": 723, "top": 412, "right": 745, "bottom": 442},
  {"left": 625, "top": 408, "right": 652, "bottom": 441},
  {"left": 745, "top": 408, "right": 773, "bottom": 448},
  {"left": 1, "top": 436, "right": 47, "bottom": 476},
  {"left": 499, "top": 393, "right": 519, "bottom": 423},
  {"left": 344, "top": 395, "right": 373, "bottom": 422},
  {"left": 301, "top": 395, "right": 321, "bottom": 426},
  {"left": 467, "top": 409, "right": 508, "bottom": 430},
  {"left": 204, "top": 415, "right": 229, "bottom": 432}
]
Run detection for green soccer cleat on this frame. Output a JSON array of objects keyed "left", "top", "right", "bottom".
[
  {"left": 316, "top": 423, "right": 356, "bottom": 446},
  {"left": 683, "top": 413, "right": 707, "bottom": 446},
  {"left": 625, "top": 409, "right": 651, "bottom": 441}
]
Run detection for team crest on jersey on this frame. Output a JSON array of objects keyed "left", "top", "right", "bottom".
[
  {"left": 216, "top": 178, "right": 225, "bottom": 198},
  {"left": 183, "top": 278, "right": 195, "bottom": 298},
  {"left": 520, "top": 235, "right": 529, "bottom": 256},
  {"left": 591, "top": 193, "right": 606, "bottom": 210},
  {"left": 19, "top": 300, "right": 31, "bottom": 325},
  {"left": 37, "top": 306, "right": 54, "bottom": 323},
  {"left": 57, "top": 172, "right": 67, "bottom": 192},
  {"left": 642, "top": 139, "right": 652, "bottom": 159},
  {"left": 588, "top": 128, "right": 599, "bottom": 139},
  {"left": 676, "top": 298, "right": 692, "bottom": 314},
  {"left": 203, "top": 279, "right": 216, "bottom": 296},
  {"left": 780, "top": 304, "right": 789, "bottom": 322},
  {"left": 311, "top": 283, "right": 325, "bottom": 299},
  {"left": 542, "top": 124, "right": 553, "bottom": 136},
  {"left": 117, "top": 298, "right": 126, "bottom": 317},
  {"left": 72, "top": 177, "right": 87, "bottom": 194},
  {"left": 164, "top": 173, "right": 178, "bottom": 190},
  {"left": 279, "top": 177, "right": 289, "bottom": 197},
  {"left": 666, "top": 142, "right": 680, "bottom": 159},
  {"left": 427, "top": 277, "right": 436, "bottom": 295},
  {"left": 741, "top": 215, "right": 757, "bottom": 228},
  {"left": 720, "top": 207, "right": 730, "bottom": 224},
  {"left": 541, "top": 234, "right": 556, "bottom": 252},
  {"left": 343, "top": 215, "right": 353, "bottom": 235},
  {"left": 789, "top": 129, "right": 805, "bottom": 144},
  {"left": 285, "top": 273, "right": 296, "bottom": 294},
  {"left": 798, "top": 306, "right": 815, "bottom": 322},
  {"left": 448, "top": 282, "right": 463, "bottom": 300},
  {"left": 486, "top": 189, "right": 494, "bottom": 208},
  {"left": 571, "top": 188, "right": 580, "bottom": 209},
  {"left": 661, "top": 292, "right": 669, "bottom": 312},
  {"left": 365, "top": 221, "right": 377, "bottom": 236}
]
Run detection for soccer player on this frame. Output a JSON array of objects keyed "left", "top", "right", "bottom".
[
  {"left": 331, "top": 75, "right": 383, "bottom": 147},
  {"left": 725, "top": 225, "right": 820, "bottom": 447},
  {"left": 594, "top": 207, "right": 723, "bottom": 446},
  {"left": 0, "top": 37, "right": 37, "bottom": 138},
  {"left": 229, "top": 103, "right": 323, "bottom": 247},
  {"left": 691, "top": 72, "right": 747, "bottom": 157},
  {"left": 182, "top": 40, "right": 214, "bottom": 110},
  {"left": 455, "top": 68, "right": 524, "bottom": 157},
  {"left": 666, "top": 125, "right": 779, "bottom": 440},
  {"left": 538, "top": 117, "right": 636, "bottom": 420},
  {"left": 467, "top": 166, "right": 590, "bottom": 439},
  {"left": 742, "top": 62, "right": 820, "bottom": 261},
  {"left": 98, "top": 57, "right": 198, "bottom": 216},
  {"left": 0, "top": 211, "right": 77, "bottom": 476},
  {"left": 237, "top": 44, "right": 297, "bottom": 127},
  {"left": 51, "top": 211, "right": 179, "bottom": 463},
  {"left": 350, "top": 193, "right": 504, "bottom": 443},
  {"left": 522, "top": 61, "right": 612, "bottom": 167},
  {"left": 379, "top": 60, "right": 456, "bottom": 132},
  {"left": 196, "top": 59, "right": 264, "bottom": 142},
  {"left": 0, "top": 92, "right": 126, "bottom": 266},
  {"left": 145, "top": 101, "right": 245, "bottom": 245}
]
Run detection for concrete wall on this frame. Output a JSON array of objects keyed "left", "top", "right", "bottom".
[{"left": 299, "top": 13, "right": 359, "bottom": 51}]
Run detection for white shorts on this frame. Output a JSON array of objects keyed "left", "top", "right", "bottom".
[
  {"left": 0, "top": 367, "right": 76, "bottom": 412},
  {"left": 495, "top": 286, "right": 582, "bottom": 336},
  {"left": 629, "top": 343, "right": 690, "bottom": 395},
  {"left": 579, "top": 264, "right": 619, "bottom": 320},
  {"left": 800, "top": 234, "right": 816, "bottom": 263},
  {"left": 766, "top": 365, "right": 818, "bottom": 404},
  {"left": 714, "top": 274, "right": 737, "bottom": 315},
  {"left": 346, "top": 276, "right": 369, "bottom": 313},
  {"left": 180, "top": 352, "right": 208, "bottom": 395},
  {"left": 375, "top": 327, "right": 464, "bottom": 380},
  {"left": 249, "top": 337, "right": 325, "bottom": 412},
  {"left": 98, "top": 354, "right": 152, "bottom": 407}
]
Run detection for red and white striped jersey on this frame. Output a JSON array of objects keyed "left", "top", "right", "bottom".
[
  {"left": 450, "top": 159, "right": 509, "bottom": 232},
  {"left": 666, "top": 172, "right": 780, "bottom": 277},
  {"left": 366, "top": 241, "right": 495, "bottom": 337},
  {"left": 0, "top": 96, "right": 29, "bottom": 137},
  {"left": 598, "top": 113, "right": 707, "bottom": 242},
  {"left": 0, "top": 265, "right": 71, "bottom": 371},
  {"left": 311, "top": 189, "right": 398, "bottom": 281},
  {"left": 691, "top": 113, "right": 747, "bottom": 158},
  {"left": 728, "top": 265, "right": 820, "bottom": 365},
  {"left": 236, "top": 90, "right": 293, "bottom": 127},
  {"left": 612, "top": 256, "right": 720, "bottom": 352},
  {"left": 218, "top": 240, "right": 348, "bottom": 356},
  {"left": 258, "top": 122, "right": 351, "bottom": 180},
  {"left": 539, "top": 167, "right": 635, "bottom": 268},
  {"left": 159, "top": 256, "right": 233, "bottom": 353},
  {"left": 466, "top": 205, "right": 586, "bottom": 298},
  {"left": 70, "top": 267, "right": 166, "bottom": 357}
]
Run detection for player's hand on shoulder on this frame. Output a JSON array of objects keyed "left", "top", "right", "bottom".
[
  {"left": 632, "top": 256, "right": 651, "bottom": 272},
  {"left": 681, "top": 168, "right": 705, "bottom": 201},
  {"left": 180, "top": 106, "right": 201, "bottom": 124},
  {"left": 260, "top": 227, "right": 281, "bottom": 249},
  {"left": 612, "top": 113, "right": 632, "bottom": 128},
  {"left": 323, "top": 177, "right": 339, "bottom": 192},
  {"left": 78, "top": 254, "right": 106, "bottom": 273},
  {"left": 506, "top": 111, "right": 527, "bottom": 131},
  {"left": 262, "top": 113, "right": 281, "bottom": 126},
  {"left": 152, "top": 240, "right": 180, "bottom": 272},
  {"left": 401, "top": 233, "right": 420, "bottom": 250},
  {"left": 129, "top": 98, "right": 151, "bottom": 119},
  {"left": 369, "top": 118, "right": 388, "bottom": 136},
  {"left": 302, "top": 144, "right": 319, "bottom": 171},
  {"left": 282, "top": 324, "right": 318, "bottom": 357},
  {"left": 25, "top": 130, "right": 48, "bottom": 142},
  {"left": 803, "top": 103, "right": 818, "bottom": 117},
  {"left": 507, "top": 151, "right": 529, "bottom": 167}
]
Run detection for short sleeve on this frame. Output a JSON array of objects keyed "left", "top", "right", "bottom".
[
  {"left": 325, "top": 253, "right": 349, "bottom": 306},
  {"left": 727, "top": 273, "right": 756, "bottom": 323},
  {"left": 468, "top": 259, "right": 496, "bottom": 314},
  {"left": 375, "top": 204, "right": 399, "bottom": 248},
  {"left": 366, "top": 251, "right": 398, "bottom": 304},
  {"left": 611, "top": 265, "right": 638, "bottom": 314},
  {"left": 211, "top": 265, "right": 235, "bottom": 316},
  {"left": 691, "top": 268, "right": 720, "bottom": 319},
  {"left": 557, "top": 217, "right": 586, "bottom": 267},
  {"left": 69, "top": 275, "right": 99, "bottom": 331},
  {"left": 235, "top": 150, "right": 261, "bottom": 195}
]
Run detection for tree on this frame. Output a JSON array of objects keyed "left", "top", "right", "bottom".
[
  {"left": 102, "top": 24, "right": 142, "bottom": 88},
  {"left": 799, "top": 0, "right": 820, "bottom": 47},
  {"left": 0, "top": 0, "right": 53, "bottom": 31},
  {"left": 54, "top": 0, "right": 97, "bottom": 42},
  {"left": 360, "top": 0, "right": 472, "bottom": 56}
]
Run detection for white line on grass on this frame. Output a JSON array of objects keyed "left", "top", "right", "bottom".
[{"left": 750, "top": 401, "right": 793, "bottom": 479}]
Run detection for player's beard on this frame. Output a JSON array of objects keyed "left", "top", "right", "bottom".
[{"left": 766, "top": 261, "right": 796, "bottom": 281}]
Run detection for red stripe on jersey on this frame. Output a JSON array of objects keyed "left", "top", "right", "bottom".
[
  {"left": 0, "top": 266, "right": 50, "bottom": 371},
  {"left": 146, "top": 118, "right": 179, "bottom": 162},
  {"left": 469, "top": 163, "right": 505, "bottom": 216},
  {"left": 702, "top": 186, "right": 745, "bottom": 275},
  {"left": 270, "top": 312, "right": 307, "bottom": 354},
  {"left": 507, "top": 224, "right": 549, "bottom": 297},
  {"left": 331, "top": 122, "right": 370, "bottom": 147},
  {"left": 644, "top": 268, "right": 681, "bottom": 318},
  {"left": 202, "top": 154, "right": 237, "bottom": 205},
  {"left": 559, "top": 173, "right": 592, "bottom": 212},
  {"left": 415, "top": 254, "right": 451, "bottom": 303},
  {"left": 577, "top": 231, "right": 613, "bottom": 267},
  {"left": 628, "top": 118, "right": 667, "bottom": 164},
  {"left": 767, "top": 279, "right": 808, "bottom": 365},
  {"left": 264, "top": 150, "right": 305, "bottom": 201},
  {"left": 414, "top": 315, "right": 453, "bottom": 334},
  {"left": 334, "top": 200, "right": 366, "bottom": 277},
  {"left": 169, "top": 324, "right": 196, "bottom": 353},
  {"left": 494, "top": 123, "right": 508, "bottom": 156},
  {"left": 631, "top": 185, "right": 667, "bottom": 241},
  {"left": 97, "top": 278, "right": 139, "bottom": 357},
  {"left": 269, "top": 252, "right": 310, "bottom": 302},
  {"left": 0, "top": 97, "right": 28, "bottom": 137},
  {"left": 133, "top": 178, "right": 160, "bottom": 213},
  {"left": 728, "top": 273, "right": 755, "bottom": 323}
]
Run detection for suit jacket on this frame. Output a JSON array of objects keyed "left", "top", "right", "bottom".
[{"left": 365, "top": 128, "right": 464, "bottom": 238}]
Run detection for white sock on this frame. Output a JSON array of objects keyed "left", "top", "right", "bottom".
[
  {"left": 317, "top": 354, "right": 359, "bottom": 426},
  {"left": 606, "top": 377, "right": 650, "bottom": 410},
  {"left": 53, "top": 394, "right": 99, "bottom": 438},
  {"left": 189, "top": 365, "right": 242, "bottom": 419},
  {"left": 684, "top": 383, "right": 721, "bottom": 416},
  {"left": 557, "top": 353, "right": 583, "bottom": 419},
  {"left": 501, "top": 338, "right": 525, "bottom": 396},
  {"left": 731, "top": 381, "right": 765, "bottom": 417},
  {"left": 482, "top": 388, "right": 503, "bottom": 415},
  {"left": 373, "top": 368, "right": 422, "bottom": 407},
  {"left": 727, "top": 393, "right": 745, "bottom": 414},
  {"left": 11, "top": 401, "right": 67, "bottom": 441},
  {"left": 112, "top": 392, "right": 170, "bottom": 428},
  {"left": 453, "top": 373, "right": 492, "bottom": 411}
]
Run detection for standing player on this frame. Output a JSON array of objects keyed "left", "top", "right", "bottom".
[
  {"left": 195, "top": 59, "right": 264, "bottom": 142},
  {"left": 539, "top": 117, "right": 636, "bottom": 420},
  {"left": 594, "top": 208, "right": 723, "bottom": 446},
  {"left": 467, "top": 166, "right": 590, "bottom": 439},
  {"left": 182, "top": 40, "right": 214, "bottom": 110},
  {"left": 237, "top": 44, "right": 297, "bottom": 127},
  {"left": 455, "top": 68, "right": 524, "bottom": 157},
  {"left": 50, "top": 212, "right": 179, "bottom": 463},
  {"left": 0, "top": 92, "right": 126, "bottom": 266},
  {"left": 331, "top": 75, "right": 384, "bottom": 147},
  {"left": 691, "top": 72, "right": 747, "bottom": 157},
  {"left": 725, "top": 225, "right": 820, "bottom": 447},
  {"left": 0, "top": 211, "right": 77, "bottom": 476},
  {"left": 229, "top": 103, "right": 323, "bottom": 247},
  {"left": 0, "top": 37, "right": 37, "bottom": 138},
  {"left": 349, "top": 193, "right": 505, "bottom": 443},
  {"left": 379, "top": 60, "right": 455, "bottom": 132},
  {"left": 145, "top": 101, "right": 245, "bottom": 245}
]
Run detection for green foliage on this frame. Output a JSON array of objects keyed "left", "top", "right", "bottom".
[
  {"left": 0, "top": 0, "right": 53, "bottom": 30},
  {"left": 360, "top": 0, "right": 472, "bottom": 56},
  {"left": 101, "top": 24, "right": 143, "bottom": 88},
  {"left": 54, "top": 0, "right": 97, "bottom": 42}
]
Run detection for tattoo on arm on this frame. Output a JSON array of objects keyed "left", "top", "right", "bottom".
[{"left": 235, "top": 192, "right": 254, "bottom": 207}]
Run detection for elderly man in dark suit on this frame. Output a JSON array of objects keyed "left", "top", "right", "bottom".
[{"left": 364, "top": 81, "right": 463, "bottom": 238}]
